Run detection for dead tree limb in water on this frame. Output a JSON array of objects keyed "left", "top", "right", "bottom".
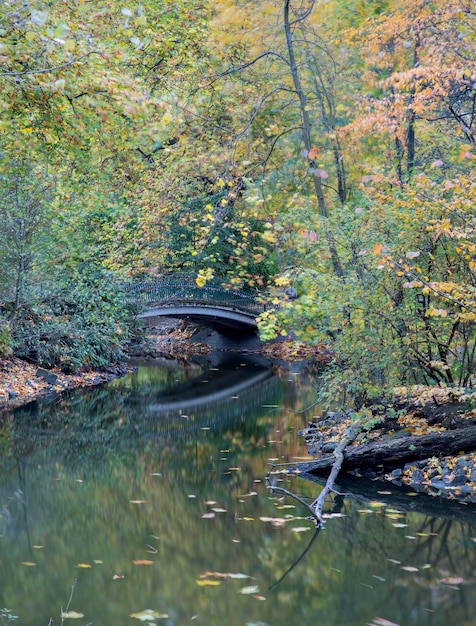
[{"left": 311, "top": 425, "right": 356, "bottom": 527}]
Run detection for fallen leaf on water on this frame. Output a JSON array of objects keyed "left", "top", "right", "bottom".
[
  {"left": 112, "top": 574, "right": 124, "bottom": 580},
  {"left": 196, "top": 580, "right": 221, "bottom": 586},
  {"left": 369, "top": 618, "right": 400, "bottom": 626},
  {"left": 32, "top": 545, "right": 44, "bottom": 549},
  {"left": 130, "top": 609, "right": 169, "bottom": 621},
  {"left": 439, "top": 576, "right": 464, "bottom": 585},
  {"left": 75, "top": 563, "right": 92, "bottom": 568},
  {"left": 21, "top": 562, "right": 36, "bottom": 567},
  {"left": 61, "top": 612, "right": 85, "bottom": 620},
  {"left": 291, "top": 527, "right": 312, "bottom": 532},
  {"left": 401, "top": 566, "right": 419, "bottom": 572},
  {"left": 201, "top": 512, "right": 215, "bottom": 519},
  {"left": 252, "top": 595, "right": 266, "bottom": 601},
  {"left": 392, "top": 523, "right": 408, "bottom": 528},
  {"left": 132, "top": 560, "right": 154, "bottom": 566},
  {"left": 238, "top": 585, "right": 260, "bottom": 595},
  {"left": 130, "top": 500, "right": 147, "bottom": 504},
  {"left": 205, "top": 500, "right": 217, "bottom": 505},
  {"left": 200, "top": 571, "right": 252, "bottom": 580},
  {"left": 211, "top": 508, "right": 227, "bottom": 513}
]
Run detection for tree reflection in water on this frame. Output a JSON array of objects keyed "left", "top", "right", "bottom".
[{"left": 0, "top": 358, "right": 475, "bottom": 626}]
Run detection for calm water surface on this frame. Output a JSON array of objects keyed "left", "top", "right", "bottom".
[{"left": 0, "top": 354, "right": 475, "bottom": 626}]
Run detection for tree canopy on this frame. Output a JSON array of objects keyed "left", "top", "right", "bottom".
[{"left": 0, "top": 0, "right": 475, "bottom": 400}]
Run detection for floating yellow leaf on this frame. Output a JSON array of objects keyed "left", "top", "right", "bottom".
[
  {"left": 75, "top": 563, "right": 91, "bottom": 568},
  {"left": 401, "top": 566, "right": 419, "bottom": 572},
  {"left": 196, "top": 579, "right": 221, "bottom": 586},
  {"left": 21, "top": 562, "right": 36, "bottom": 567},
  {"left": 62, "top": 611, "right": 84, "bottom": 619},
  {"left": 132, "top": 560, "right": 154, "bottom": 566}
]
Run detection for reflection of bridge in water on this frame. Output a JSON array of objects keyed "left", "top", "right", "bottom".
[
  {"left": 129, "top": 355, "right": 283, "bottom": 439},
  {"left": 124, "top": 276, "right": 266, "bottom": 330}
]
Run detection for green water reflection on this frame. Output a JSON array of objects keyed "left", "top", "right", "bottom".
[{"left": 0, "top": 356, "right": 475, "bottom": 626}]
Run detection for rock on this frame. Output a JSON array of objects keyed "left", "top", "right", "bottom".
[
  {"left": 454, "top": 457, "right": 469, "bottom": 472},
  {"left": 450, "top": 471, "right": 467, "bottom": 487},
  {"left": 471, "top": 468, "right": 476, "bottom": 483},
  {"left": 390, "top": 468, "right": 403, "bottom": 479},
  {"left": 7, "top": 389, "right": 19, "bottom": 400},
  {"left": 430, "top": 478, "right": 448, "bottom": 490},
  {"left": 36, "top": 368, "right": 58, "bottom": 385},
  {"left": 411, "top": 469, "right": 425, "bottom": 485}
]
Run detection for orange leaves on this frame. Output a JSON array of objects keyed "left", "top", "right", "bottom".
[{"left": 307, "top": 146, "right": 320, "bottom": 160}]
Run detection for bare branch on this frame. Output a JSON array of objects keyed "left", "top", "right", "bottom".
[{"left": 0, "top": 51, "right": 104, "bottom": 78}]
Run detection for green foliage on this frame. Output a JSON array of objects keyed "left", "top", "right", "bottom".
[
  {"left": 259, "top": 163, "right": 476, "bottom": 407},
  {"left": 0, "top": 317, "right": 12, "bottom": 358},
  {"left": 10, "top": 274, "right": 134, "bottom": 373}
]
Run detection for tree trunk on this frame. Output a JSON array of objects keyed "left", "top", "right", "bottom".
[{"left": 283, "top": 0, "right": 344, "bottom": 280}]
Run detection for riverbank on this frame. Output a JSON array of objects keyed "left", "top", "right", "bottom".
[
  {"left": 296, "top": 386, "right": 476, "bottom": 504},
  {"left": 0, "top": 356, "right": 134, "bottom": 410}
]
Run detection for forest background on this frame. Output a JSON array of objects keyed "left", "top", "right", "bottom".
[{"left": 0, "top": 0, "right": 475, "bottom": 412}]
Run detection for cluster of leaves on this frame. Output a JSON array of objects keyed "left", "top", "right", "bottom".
[
  {"left": 1, "top": 0, "right": 475, "bottom": 396},
  {"left": 0, "top": 317, "right": 12, "bottom": 358},
  {"left": 9, "top": 276, "right": 134, "bottom": 373}
]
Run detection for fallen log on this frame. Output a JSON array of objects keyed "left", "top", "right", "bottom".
[{"left": 291, "top": 425, "right": 476, "bottom": 474}]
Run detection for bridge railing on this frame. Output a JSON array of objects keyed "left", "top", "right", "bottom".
[{"left": 123, "top": 276, "right": 266, "bottom": 316}]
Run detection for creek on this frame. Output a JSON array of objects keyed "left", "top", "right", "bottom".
[{"left": 0, "top": 353, "right": 475, "bottom": 625}]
